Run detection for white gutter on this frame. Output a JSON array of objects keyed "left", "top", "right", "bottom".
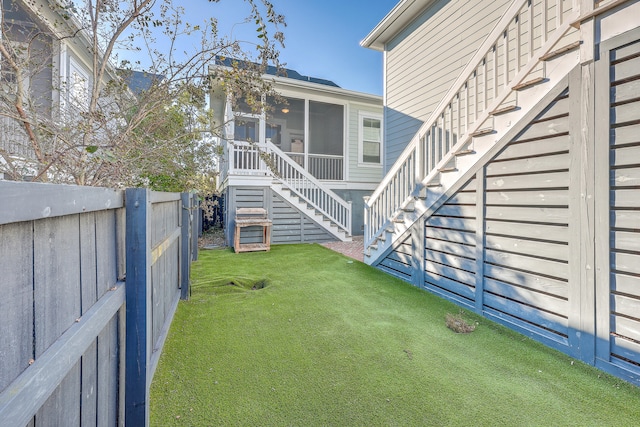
[{"left": 361, "top": 0, "right": 437, "bottom": 51}]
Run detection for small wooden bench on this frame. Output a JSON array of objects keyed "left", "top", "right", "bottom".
[{"left": 234, "top": 208, "right": 272, "bottom": 253}]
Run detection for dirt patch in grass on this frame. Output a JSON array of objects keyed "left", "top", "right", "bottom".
[{"left": 445, "top": 311, "right": 476, "bottom": 333}]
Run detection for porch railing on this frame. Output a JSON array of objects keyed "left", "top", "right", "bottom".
[
  {"left": 364, "top": 0, "right": 580, "bottom": 247},
  {"left": 0, "top": 116, "right": 34, "bottom": 158},
  {"left": 282, "top": 152, "right": 344, "bottom": 180},
  {"left": 227, "top": 140, "right": 351, "bottom": 234},
  {"left": 308, "top": 153, "right": 343, "bottom": 180}
]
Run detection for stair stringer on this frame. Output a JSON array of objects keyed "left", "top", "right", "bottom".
[
  {"left": 367, "top": 69, "right": 575, "bottom": 267},
  {"left": 271, "top": 182, "right": 351, "bottom": 242}
]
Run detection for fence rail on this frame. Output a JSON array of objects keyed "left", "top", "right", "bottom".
[{"left": 0, "top": 181, "right": 198, "bottom": 427}]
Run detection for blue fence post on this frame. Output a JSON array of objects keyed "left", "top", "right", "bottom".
[
  {"left": 181, "top": 193, "right": 190, "bottom": 300},
  {"left": 125, "top": 188, "right": 151, "bottom": 426},
  {"left": 192, "top": 194, "right": 199, "bottom": 261}
]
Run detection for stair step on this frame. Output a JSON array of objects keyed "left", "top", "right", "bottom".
[
  {"left": 392, "top": 216, "right": 405, "bottom": 223},
  {"left": 438, "top": 166, "right": 458, "bottom": 173},
  {"left": 385, "top": 226, "right": 395, "bottom": 233},
  {"left": 540, "top": 41, "right": 581, "bottom": 61},
  {"left": 369, "top": 244, "right": 378, "bottom": 250},
  {"left": 513, "top": 77, "right": 545, "bottom": 91},
  {"left": 469, "top": 127, "right": 493, "bottom": 137},
  {"left": 454, "top": 149, "right": 476, "bottom": 156},
  {"left": 490, "top": 105, "right": 518, "bottom": 116},
  {"left": 402, "top": 205, "right": 415, "bottom": 212},
  {"left": 425, "top": 182, "right": 442, "bottom": 188},
  {"left": 376, "top": 234, "right": 386, "bottom": 242}
]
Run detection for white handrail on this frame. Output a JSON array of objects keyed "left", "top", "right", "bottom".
[
  {"left": 364, "top": 0, "right": 579, "bottom": 247},
  {"left": 267, "top": 142, "right": 351, "bottom": 234},
  {"left": 227, "top": 140, "right": 351, "bottom": 234}
]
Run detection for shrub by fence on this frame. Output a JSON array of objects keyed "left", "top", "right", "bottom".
[{"left": 0, "top": 182, "right": 198, "bottom": 426}]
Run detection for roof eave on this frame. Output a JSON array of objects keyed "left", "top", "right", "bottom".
[
  {"left": 208, "top": 64, "right": 382, "bottom": 103},
  {"left": 361, "top": 0, "right": 436, "bottom": 51},
  {"left": 268, "top": 74, "right": 382, "bottom": 103}
]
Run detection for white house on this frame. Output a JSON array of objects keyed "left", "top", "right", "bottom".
[
  {"left": 211, "top": 60, "right": 383, "bottom": 247},
  {"left": 362, "top": 0, "right": 640, "bottom": 386}
]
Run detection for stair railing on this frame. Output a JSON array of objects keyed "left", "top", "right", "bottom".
[
  {"left": 364, "top": 0, "right": 580, "bottom": 248},
  {"left": 227, "top": 140, "right": 352, "bottom": 235},
  {"left": 267, "top": 141, "right": 352, "bottom": 235}
]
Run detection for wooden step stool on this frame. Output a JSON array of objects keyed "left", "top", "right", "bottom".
[{"left": 234, "top": 208, "right": 272, "bottom": 253}]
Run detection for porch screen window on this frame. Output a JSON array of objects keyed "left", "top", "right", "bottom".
[
  {"left": 362, "top": 117, "right": 381, "bottom": 164},
  {"left": 234, "top": 117, "right": 260, "bottom": 142},
  {"left": 309, "top": 101, "right": 343, "bottom": 156},
  {"left": 265, "top": 96, "right": 304, "bottom": 152}
]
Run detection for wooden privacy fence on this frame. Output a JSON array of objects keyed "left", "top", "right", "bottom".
[{"left": 0, "top": 182, "right": 199, "bottom": 426}]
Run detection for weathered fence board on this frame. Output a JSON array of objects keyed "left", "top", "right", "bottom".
[
  {"left": 0, "top": 182, "right": 198, "bottom": 426},
  {"left": 0, "top": 222, "right": 34, "bottom": 390},
  {"left": 0, "top": 182, "right": 123, "bottom": 224},
  {"left": 0, "top": 283, "right": 124, "bottom": 427}
]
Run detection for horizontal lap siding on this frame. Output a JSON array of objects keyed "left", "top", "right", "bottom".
[
  {"left": 349, "top": 104, "right": 384, "bottom": 182},
  {"left": 608, "top": 39, "right": 640, "bottom": 368},
  {"left": 270, "top": 191, "right": 334, "bottom": 244},
  {"left": 384, "top": 0, "right": 512, "bottom": 169},
  {"left": 424, "top": 179, "right": 476, "bottom": 307},
  {"left": 482, "top": 90, "right": 571, "bottom": 341}
]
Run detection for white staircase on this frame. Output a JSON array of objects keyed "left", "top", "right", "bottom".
[
  {"left": 227, "top": 140, "right": 352, "bottom": 241},
  {"left": 364, "top": 0, "right": 583, "bottom": 265},
  {"left": 271, "top": 181, "right": 351, "bottom": 241}
]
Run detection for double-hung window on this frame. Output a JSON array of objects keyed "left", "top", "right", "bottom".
[{"left": 359, "top": 114, "right": 382, "bottom": 166}]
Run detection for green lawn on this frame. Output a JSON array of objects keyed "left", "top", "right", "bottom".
[{"left": 150, "top": 244, "right": 640, "bottom": 426}]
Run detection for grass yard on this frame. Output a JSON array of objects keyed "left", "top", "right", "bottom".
[{"left": 150, "top": 244, "right": 640, "bottom": 426}]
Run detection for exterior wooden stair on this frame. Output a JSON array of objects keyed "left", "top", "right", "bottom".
[
  {"left": 364, "top": 0, "right": 582, "bottom": 264},
  {"left": 271, "top": 182, "right": 351, "bottom": 242}
]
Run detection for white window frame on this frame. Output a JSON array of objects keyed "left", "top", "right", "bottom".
[
  {"left": 68, "top": 56, "right": 89, "bottom": 111},
  {"left": 358, "top": 112, "right": 383, "bottom": 167}
]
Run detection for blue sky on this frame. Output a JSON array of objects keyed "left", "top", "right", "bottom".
[{"left": 186, "top": 0, "right": 397, "bottom": 96}]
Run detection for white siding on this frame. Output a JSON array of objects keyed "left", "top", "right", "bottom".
[
  {"left": 347, "top": 103, "right": 384, "bottom": 183},
  {"left": 384, "top": 0, "right": 512, "bottom": 171}
]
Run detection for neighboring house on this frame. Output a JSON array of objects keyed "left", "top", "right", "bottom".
[
  {"left": 362, "top": 0, "right": 640, "bottom": 386},
  {"left": 211, "top": 59, "right": 383, "bottom": 246},
  {"left": 0, "top": 0, "right": 118, "bottom": 180},
  {"left": 120, "top": 70, "right": 164, "bottom": 96}
]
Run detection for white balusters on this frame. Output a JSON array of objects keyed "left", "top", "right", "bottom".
[{"left": 364, "top": 0, "right": 579, "bottom": 248}]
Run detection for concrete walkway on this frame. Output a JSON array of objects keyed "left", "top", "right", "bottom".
[{"left": 320, "top": 235, "right": 364, "bottom": 262}]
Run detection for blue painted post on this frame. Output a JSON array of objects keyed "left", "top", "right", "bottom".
[
  {"left": 191, "top": 194, "right": 199, "bottom": 261},
  {"left": 181, "top": 193, "right": 190, "bottom": 300},
  {"left": 125, "top": 188, "right": 151, "bottom": 426}
]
